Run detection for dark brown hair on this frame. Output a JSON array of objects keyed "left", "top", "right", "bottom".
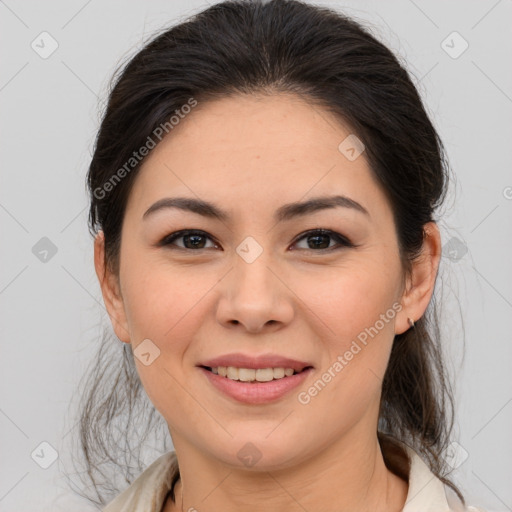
[{"left": 73, "top": 0, "right": 462, "bottom": 506}]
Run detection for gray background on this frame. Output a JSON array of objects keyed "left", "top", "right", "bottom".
[{"left": 1, "top": 0, "right": 511, "bottom": 510}]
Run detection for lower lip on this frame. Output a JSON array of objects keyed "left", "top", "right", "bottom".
[{"left": 198, "top": 367, "right": 313, "bottom": 404}]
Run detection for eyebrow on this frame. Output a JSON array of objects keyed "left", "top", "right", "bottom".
[{"left": 142, "top": 194, "right": 370, "bottom": 222}]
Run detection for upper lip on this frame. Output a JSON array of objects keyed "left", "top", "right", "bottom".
[{"left": 198, "top": 353, "right": 313, "bottom": 372}]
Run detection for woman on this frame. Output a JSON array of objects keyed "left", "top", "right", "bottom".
[{"left": 79, "top": 0, "right": 485, "bottom": 510}]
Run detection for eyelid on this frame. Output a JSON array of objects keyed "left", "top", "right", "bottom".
[
  {"left": 158, "top": 229, "right": 219, "bottom": 249},
  {"left": 158, "top": 228, "right": 356, "bottom": 252},
  {"left": 291, "top": 229, "right": 356, "bottom": 251}
]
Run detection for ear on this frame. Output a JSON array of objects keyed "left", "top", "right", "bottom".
[
  {"left": 94, "top": 231, "right": 131, "bottom": 343},
  {"left": 395, "top": 222, "right": 442, "bottom": 335}
]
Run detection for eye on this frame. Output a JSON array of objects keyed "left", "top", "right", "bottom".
[
  {"left": 159, "top": 230, "right": 219, "bottom": 250},
  {"left": 158, "top": 228, "right": 355, "bottom": 252},
  {"left": 291, "top": 229, "right": 355, "bottom": 252}
]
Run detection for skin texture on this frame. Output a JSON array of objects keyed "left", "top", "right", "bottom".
[{"left": 94, "top": 93, "right": 441, "bottom": 512}]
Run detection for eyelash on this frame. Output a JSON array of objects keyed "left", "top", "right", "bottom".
[{"left": 158, "top": 229, "right": 356, "bottom": 252}]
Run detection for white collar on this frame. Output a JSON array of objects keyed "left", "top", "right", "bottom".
[{"left": 402, "top": 444, "right": 466, "bottom": 511}]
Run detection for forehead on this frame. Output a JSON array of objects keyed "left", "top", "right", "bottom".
[
  {"left": 125, "top": 93, "right": 388, "bottom": 222},
  {"left": 157, "top": 92, "right": 354, "bottom": 160}
]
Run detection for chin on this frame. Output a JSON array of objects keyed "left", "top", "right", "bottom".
[{"left": 207, "top": 436, "right": 307, "bottom": 472}]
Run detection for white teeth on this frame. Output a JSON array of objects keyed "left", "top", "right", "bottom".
[
  {"left": 273, "top": 367, "right": 285, "bottom": 379},
  {"left": 239, "top": 368, "right": 257, "bottom": 381},
  {"left": 255, "top": 368, "right": 273, "bottom": 382},
  {"left": 210, "top": 366, "right": 299, "bottom": 382},
  {"left": 227, "top": 366, "right": 239, "bottom": 380}
]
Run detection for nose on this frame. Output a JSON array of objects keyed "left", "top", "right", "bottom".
[{"left": 215, "top": 244, "right": 294, "bottom": 334}]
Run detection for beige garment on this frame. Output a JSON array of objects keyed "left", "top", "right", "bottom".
[{"left": 102, "top": 445, "right": 486, "bottom": 512}]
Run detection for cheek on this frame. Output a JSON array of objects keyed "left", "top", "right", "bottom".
[
  {"left": 121, "top": 257, "right": 215, "bottom": 344},
  {"left": 293, "top": 261, "right": 400, "bottom": 346}
]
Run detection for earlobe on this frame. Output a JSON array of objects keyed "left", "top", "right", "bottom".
[
  {"left": 93, "top": 231, "right": 131, "bottom": 343},
  {"left": 395, "top": 222, "right": 441, "bottom": 335}
]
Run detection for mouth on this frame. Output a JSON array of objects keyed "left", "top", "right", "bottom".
[{"left": 197, "top": 363, "right": 314, "bottom": 404}]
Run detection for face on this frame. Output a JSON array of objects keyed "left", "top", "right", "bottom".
[{"left": 96, "top": 93, "right": 433, "bottom": 471}]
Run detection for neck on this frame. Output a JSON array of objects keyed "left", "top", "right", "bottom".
[{"left": 164, "top": 433, "right": 408, "bottom": 512}]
